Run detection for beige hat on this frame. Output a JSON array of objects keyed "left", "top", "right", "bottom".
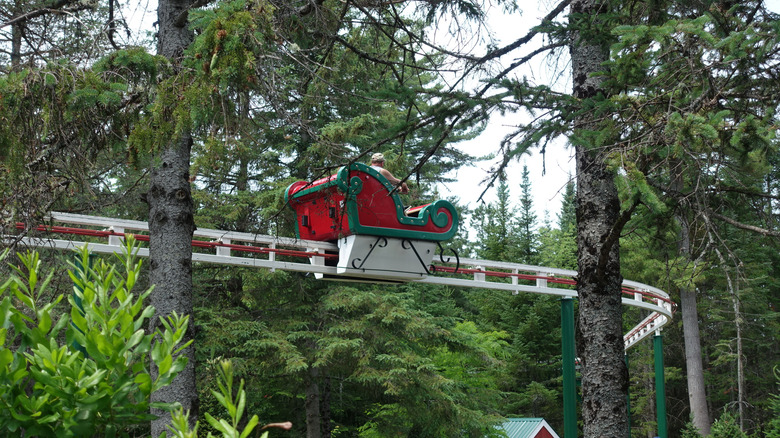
[{"left": 371, "top": 152, "right": 385, "bottom": 162}]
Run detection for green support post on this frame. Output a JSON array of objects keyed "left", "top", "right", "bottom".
[
  {"left": 561, "top": 297, "right": 577, "bottom": 438},
  {"left": 654, "top": 333, "right": 667, "bottom": 438}
]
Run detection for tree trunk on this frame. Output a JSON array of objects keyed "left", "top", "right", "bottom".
[
  {"left": 574, "top": 144, "right": 628, "bottom": 438},
  {"left": 711, "top": 243, "right": 745, "bottom": 431},
  {"left": 729, "top": 279, "right": 745, "bottom": 430},
  {"left": 673, "top": 161, "right": 711, "bottom": 436},
  {"left": 305, "top": 366, "right": 322, "bottom": 438},
  {"left": 11, "top": 0, "right": 22, "bottom": 69},
  {"left": 148, "top": 0, "right": 197, "bottom": 435},
  {"left": 570, "top": 0, "right": 629, "bottom": 437},
  {"left": 680, "top": 288, "right": 710, "bottom": 435},
  {"left": 11, "top": 23, "right": 21, "bottom": 68},
  {"left": 645, "top": 355, "right": 656, "bottom": 438},
  {"left": 734, "top": 290, "right": 745, "bottom": 430},
  {"left": 322, "top": 375, "right": 332, "bottom": 437}
]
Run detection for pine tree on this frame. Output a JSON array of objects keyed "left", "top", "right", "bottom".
[
  {"left": 471, "top": 177, "right": 518, "bottom": 262},
  {"left": 537, "top": 180, "right": 577, "bottom": 271},
  {"left": 146, "top": 0, "right": 197, "bottom": 433},
  {"left": 179, "top": 4, "right": 491, "bottom": 436},
  {"left": 569, "top": 1, "right": 630, "bottom": 436},
  {"left": 194, "top": 269, "right": 508, "bottom": 436},
  {"left": 515, "top": 165, "right": 538, "bottom": 264},
  {"left": 558, "top": 178, "right": 576, "bottom": 234}
]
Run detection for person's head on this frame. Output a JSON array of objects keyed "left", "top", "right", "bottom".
[{"left": 371, "top": 152, "right": 385, "bottom": 166}]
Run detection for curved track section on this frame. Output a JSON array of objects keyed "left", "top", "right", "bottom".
[{"left": 8, "top": 212, "right": 673, "bottom": 350}]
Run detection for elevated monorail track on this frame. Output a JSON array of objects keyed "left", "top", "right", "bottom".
[{"left": 7, "top": 212, "right": 673, "bottom": 350}]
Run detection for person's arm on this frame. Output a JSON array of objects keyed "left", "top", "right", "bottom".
[{"left": 379, "top": 169, "right": 409, "bottom": 193}]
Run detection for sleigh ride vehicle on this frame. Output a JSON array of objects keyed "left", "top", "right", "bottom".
[{"left": 285, "top": 162, "right": 459, "bottom": 282}]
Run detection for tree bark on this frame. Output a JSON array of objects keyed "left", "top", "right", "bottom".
[
  {"left": 678, "top": 216, "right": 711, "bottom": 436},
  {"left": 680, "top": 288, "right": 711, "bottom": 435},
  {"left": 305, "top": 366, "right": 322, "bottom": 438},
  {"left": 148, "top": 0, "right": 197, "bottom": 435},
  {"left": 672, "top": 159, "right": 712, "bottom": 436},
  {"left": 732, "top": 286, "right": 745, "bottom": 431},
  {"left": 321, "top": 375, "right": 332, "bottom": 437},
  {"left": 570, "top": 0, "right": 629, "bottom": 437},
  {"left": 11, "top": 24, "right": 21, "bottom": 68}
]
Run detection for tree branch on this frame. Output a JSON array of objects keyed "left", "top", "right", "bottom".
[
  {"left": 175, "top": 0, "right": 216, "bottom": 28},
  {"left": 1, "top": 0, "right": 85, "bottom": 29},
  {"left": 709, "top": 211, "right": 780, "bottom": 238},
  {"left": 297, "top": 0, "right": 326, "bottom": 16},
  {"left": 401, "top": 40, "right": 565, "bottom": 185},
  {"left": 598, "top": 194, "right": 640, "bottom": 278},
  {"left": 477, "top": 0, "right": 570, "bottom": 63},
  {"left": 331, "top": 34, "right": 440, "bottom": 72},
  {"left": 712, "top": 186, "right": 780, "bottom": 201}
]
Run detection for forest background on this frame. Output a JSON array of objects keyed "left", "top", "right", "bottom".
[{"left": 1, "top": 0, "right": 779, "bottom": 437}]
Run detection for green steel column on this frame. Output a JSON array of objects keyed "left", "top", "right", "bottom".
[
  {"left": 626, "top": 353, "right": 631, "bottom": 438},
  {"left": 654, "top": 333, "right": 668, "bottom": 438},
  {"left": 561, "top": 297, "right": 577, "bottom": 438}
]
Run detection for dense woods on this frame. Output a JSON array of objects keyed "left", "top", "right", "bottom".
[{"left": 1, "top": 0, "right": 779, "bottom": 437}]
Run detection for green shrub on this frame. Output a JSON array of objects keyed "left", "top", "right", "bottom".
[
  {"left": 680, "top": 418, "right": 702, "bottom": 438},
  {"left": 165, "top": 360, "right": 272, "bottom": 438},
  {"left": 765, "top": 366, "right": 780, "bottom": 438},
  {"left": 0, "top": 238, "right": 190, "bottom": 437},
  {"left": 710, "top": 411, "right": 746, "bottom": 438}
]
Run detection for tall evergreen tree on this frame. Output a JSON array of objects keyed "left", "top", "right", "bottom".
[
  {"left": 458, "top": 0, "right": 779, "bottom": 434},
  {"left": 537, "top": 180, "right": 577, "bottom": 271},
  {"left": 181, "top": 3, "right": 489, "bottom": 436},
  {"left": 558, "top": 178, "right": 576, "bottom": 234},
  {"left": 146, "top": 0, "right": 197, "bottom": 433},
  {"left": 515, "top": 164, "right": 538, "bottom": 264},
  {"left": 569, "top": 1, "right": 630, "bottom": 436},
  {"left": 471, "top": 177, "right": 518, "bottom": 261}
]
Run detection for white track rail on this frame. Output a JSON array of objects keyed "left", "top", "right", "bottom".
[{"left": 7, "top": 212, "right": 673, "bottom": 350}]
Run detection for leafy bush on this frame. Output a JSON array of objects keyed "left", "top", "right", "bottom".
[
  {"left": 0, "top": 238, "right": 190, "bottom": 437},
  {"left": 165, "top": 360, "right": 283, "bottom": 438},
  {"left": 765, "top": 366, "right": 780, "bottom": 438},
  {"left": 679, "top": 418, "right": 702, "bottom": 438},
  {"left": 709, "top": 411, "right": 746, "bottom": 438}
]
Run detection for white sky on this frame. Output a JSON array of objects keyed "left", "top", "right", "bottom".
[{"left": 121, "top": 0, "right": 156, "bottom": 46}]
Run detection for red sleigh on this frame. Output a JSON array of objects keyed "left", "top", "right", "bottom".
[{"left": 285, "top": 162, "right": 459, "bottom": 281}]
